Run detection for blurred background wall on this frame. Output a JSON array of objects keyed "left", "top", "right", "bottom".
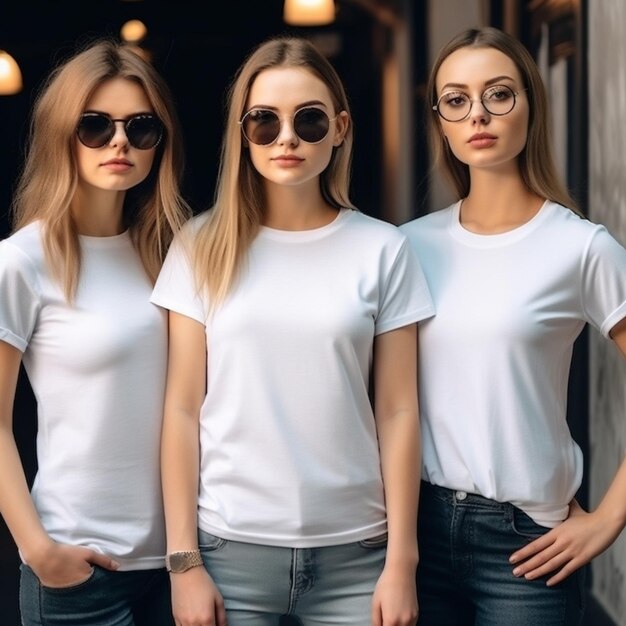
[{"left": 589, "top": 2, "right": 626, "bottom": 624}]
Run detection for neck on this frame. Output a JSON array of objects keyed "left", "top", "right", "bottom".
[
  {"left": 460, "top": 167, "right": 544, "bottom": 234},
  {"left": 263, "top": 182, "right": 339, "bottom": 231},
  {"left": 70, "top": 186, "right": 126, "bottom": 237}
]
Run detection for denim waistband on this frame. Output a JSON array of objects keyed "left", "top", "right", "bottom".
[{"left": 420, "top": 480, "right": 515, "bottom": 514}]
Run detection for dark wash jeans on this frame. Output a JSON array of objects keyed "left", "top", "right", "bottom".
[
  {"left": 417, "top": 481, "right": 585, "bottom": 626},
  {"left": 19, "top": 564, "right": 174, "bottom": 626}
]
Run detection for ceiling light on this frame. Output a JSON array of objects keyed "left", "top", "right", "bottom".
[
  {"left": 284, "top": 0, "right": 335, "bottom": 26},
  {"left": 0, "top": 50, "right": 23, "bottom": 95}
]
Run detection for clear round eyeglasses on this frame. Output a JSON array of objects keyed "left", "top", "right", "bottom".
[{"left": 432, "top": 85, "right": 526, "bottom": 123}]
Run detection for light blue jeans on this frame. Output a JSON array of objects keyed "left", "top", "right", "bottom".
[
  {"left": 19, "top": 564, "right": 173, "bottom": 626},
  {"left": 198, "top": 528, "right": 387, "bottom": 625},
  {"left": 416, "top": 481, "right": 586, "bottom": 626}
]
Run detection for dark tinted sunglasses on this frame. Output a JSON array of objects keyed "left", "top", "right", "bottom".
[
  {"left": 76, "top": 113, "right": 164, "bottom": 150},
  {"left": 239, "top": 106, "right": 336, "bottom": 146}
]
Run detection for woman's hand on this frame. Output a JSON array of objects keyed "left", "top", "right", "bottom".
[
  {"left": 509, "top": 499, "right": 622, "bottom": 586},
  {"left": 372, "top": 562, "right": 418, "bottom": 626},
  {"left": 170, "top": 566, "right": 227, "bottom": 626},
  {"left": 26, "top": 539, "right": 119, "bottom": 588}
]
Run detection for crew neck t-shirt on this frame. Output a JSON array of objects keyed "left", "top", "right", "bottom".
[
  {"left": 151, "top": 208, "right": 434, "bottom": 547},
  {"left": 0, "top": 221, "right": 168, "bottom": 569},
  {"left": 401, "top": 201, "right": 626, "bottom": 527}
]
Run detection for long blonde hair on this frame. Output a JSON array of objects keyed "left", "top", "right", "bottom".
[
  {"left": 427, "top": 27, "right": 581, "bottom": 215},
  {"left": 11, "top": 38, "right": 191, "bottom": 300},
  {"left": 193, "top": 36, "right": 354, "bottom": 307}
]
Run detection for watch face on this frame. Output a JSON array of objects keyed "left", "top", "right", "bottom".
[
  {"left": 169, "top": 553, "right": 187, "bottom": 572},
  {"left": 167, "top": 551, "right": 202, "bottom": 573}
]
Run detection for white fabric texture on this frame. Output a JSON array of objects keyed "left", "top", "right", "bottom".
[
  {"left": 401, "top": 201, "right": 626, "bottom": 527},
  {"left": 0, "top": 222, "right": 168, "bottom": 570},
  {"left": 151, "top": 208, "right": 434, "bottom": 547}
]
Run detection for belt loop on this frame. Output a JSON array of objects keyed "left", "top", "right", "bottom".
[{"left": 503, "top": 502, "right": 514, "bottom": 523}]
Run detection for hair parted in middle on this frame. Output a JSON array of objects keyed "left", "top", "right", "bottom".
[
  {"left": 11, "top": 37, "right": 191, "bottom": 300},
  {"left": 426, "top": 26, "right": 580, "bottom": 215},
  {"left": 191, "top": 36, "right": 355, "bottom": 308}
]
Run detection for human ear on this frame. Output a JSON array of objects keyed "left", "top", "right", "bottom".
[{"left": 333, "top": 110, "right": 350, "bottom": 146}]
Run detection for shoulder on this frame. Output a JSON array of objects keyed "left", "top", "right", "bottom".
[
  {"left": 0, "top": 224, "right": 44, "bottom": 302},
  {"left": 336, "top": 211, "right": 420, "bottom": 272},
  {"left": 2, "top": 220, "right": 42, "bottom": 248},
  {"left": 542, "top": 202, "right": 615, "bottom": 247},
  {"left": 400, "top": 204, "right": 455, "bottom": 240},
  {"left": 189, "top": 210, "right": 212, "bottom": 229},
  {"left": 400, "top": 204, "right": 455, "bottom": 233},
  {"left": 347, "top": 209, "right": 409, "bottom": 245},
  {"left": 0, "top": 222, "right": 44, "bottom": 268},
  {"left": 167, "top": 210, "right": 211, "bottom": 254},
  {"left": 179, "top": 210, "right": 211, "bottom": 239},
  {"left": 544, "top": 202, "right": 599, "bottom": 232}
]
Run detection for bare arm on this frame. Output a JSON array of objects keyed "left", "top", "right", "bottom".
[
  {"left": 0, "top": 341, "right": 118, "bottom": 586},
  {"left": 510, "top": 316, "right": 626, "bottom": 585},
  {"left": 371, "top": 323, "right": 420, "bottom": 626},
  {"left": 161, "top": 311, "right": 226, "bottom": 626}
]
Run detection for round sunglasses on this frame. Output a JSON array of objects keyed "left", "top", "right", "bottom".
[
  {"left": 76, "top": 112, "right": 164, "bottom": 150},
  {"left": 239, "top": 106, "right": 337, "bottom": 146}
]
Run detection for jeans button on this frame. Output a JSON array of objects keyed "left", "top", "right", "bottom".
[{"left": 455, "top": 491, "right": 467, "bottom": 501}]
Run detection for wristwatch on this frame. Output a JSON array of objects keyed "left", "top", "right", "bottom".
[{"left": 165, "top": 550, "right": 203, "bottom": 573}]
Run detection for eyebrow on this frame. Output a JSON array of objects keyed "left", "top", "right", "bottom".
[
  {"left": 440, "top": 75, "right": 517, "bottom": 91},
  {"left": 246, "top": 99, "right": 328, "bottom": 111},
  {"left": 82, "top": 109, "right": 155, "bottom": 117}
]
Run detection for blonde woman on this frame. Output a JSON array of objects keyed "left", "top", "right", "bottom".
[
  {"left": 0, "top": 39, "right": 190, "bottom": 625},
  {"left": 151, "top": 36, "right": 434, "bottom": 626},
  {"left": 401, "top": 27, "right": 626, "bottom": 625}
]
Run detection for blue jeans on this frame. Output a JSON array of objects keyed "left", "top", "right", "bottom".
[
  {"left": 19, "top": 564, "right": 173, "bottom": 626},
  {"left": 198, "top": 528, "right": 387, "bottom": 625},
  {"left": 416, "top": 482, "right": 585, "bottom": 625}
]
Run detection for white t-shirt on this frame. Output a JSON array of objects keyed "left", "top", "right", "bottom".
[
  {"left": 401, "top": 201, "right": 626, "bottom": 527},
  {"left": 0, "top": 222, "right": 168, "bottom": 570},
  {"left": 151, "top": 208, "right": 434, "bottom": 547}
]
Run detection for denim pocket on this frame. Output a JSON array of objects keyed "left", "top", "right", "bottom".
[
  {"left": 39, "top": 565, "right": 97, "bottom": 593},
  {"left": 358, "top": 532, "right": 388, "bottom": 549},
  {"left": 510, "top": 508, "right": 549, "bottom": 539},
  {"left": 198, "top": 529, "right": 227, "bottom": 552}
]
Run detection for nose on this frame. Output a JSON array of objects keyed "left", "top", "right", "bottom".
[
  {"left": 109, "top": 120, "right": 130, "bottom": 149},
  {"left": 469, "top": 99, "right": 490, "bottom": 124},
  {"left": 275, "top": 117, "right": 298, "bottom": 146}
]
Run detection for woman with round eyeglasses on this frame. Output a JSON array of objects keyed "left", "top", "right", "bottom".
[
  {"left": 400, "top": 26, "right": 626, "bottom": 626},
  {"left": 151, "top": 36, "right": 434, "bottom": 626},
  {"left": 0, "top": 38, "right": 190, "bottom": 625}
]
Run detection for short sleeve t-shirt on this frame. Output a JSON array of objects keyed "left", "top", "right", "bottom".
[
  {"left": 0, "top": 222, "right": 168, "bottom": 569},
  {"left": 401, "top": 201, "right": 626, "bottom": 527},
  {"left": 152, "top": 208, "right": 434, "bottom": 547}
]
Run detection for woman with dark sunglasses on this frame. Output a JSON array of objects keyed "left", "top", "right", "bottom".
[
  {"left": 400, "top": 27, "right": 626, "bottom": 625},
  {"left": 151, "top": 36, "right": 433, "bottom": 626},
  {"left": 0, "top": 38, "right": 190, "bottom": 625}
]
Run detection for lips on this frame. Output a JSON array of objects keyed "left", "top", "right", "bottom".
[
  {"left": 272, "top": 155, "right": 304, "bottom": 162},
  {"left": 101, "top": 158, "right": 133, "bottom": 172},
  {"left": 468, "top": 133, "right": 497, "bottom": 148},
  {"left": 101, "top": 158, "right": 132, "bottom": 166},
  {"left": 468, "top": 133, "right": 496, "bottom": 142},
  {"left": 271, "top": 155, "right": 304, "bottom": 168}
]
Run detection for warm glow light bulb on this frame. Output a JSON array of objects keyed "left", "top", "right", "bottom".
[
  {"left": 0, "top": 50, "right": 23, "bottom": 95},
  {"left": 284, "top": 0, "right": 335, "bottom": 25},
  {"left": 121, "top": 19, "right": 148, "bottom": 43},
  {"left": 0, "top": 57, "right": 12, "bottom": 77}
]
